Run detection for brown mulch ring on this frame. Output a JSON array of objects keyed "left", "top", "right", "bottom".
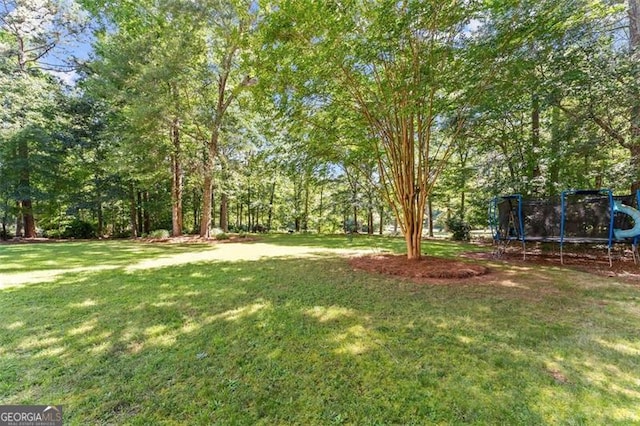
[
  {"left": 349, "top": 254, "right": 491, "bottom": 284},
  {"left": 349, "top": 244, "right": 640, "bottom": 285}
]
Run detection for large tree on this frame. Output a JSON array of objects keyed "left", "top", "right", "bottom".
[
  {"left": 262, "top": 0, "right": 489, "bottom": 259},
  {"left": 0, "top": 0, "right": 86, "bottom": 237}
]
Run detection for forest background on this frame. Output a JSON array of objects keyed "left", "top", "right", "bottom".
[{"left": 1, "top": 0, "right": 640, "bottom": 259}]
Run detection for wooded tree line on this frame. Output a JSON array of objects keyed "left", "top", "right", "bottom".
[{"left": 1, "top": 0, "right": 639, "bottom": 259}]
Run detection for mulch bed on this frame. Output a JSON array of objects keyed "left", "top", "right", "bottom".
[
  {"left": 349, "top": 244, "right": 640, "bottom": 285},
  {"left": 349, "top": 254, "right": 490, "bottom": 284}
]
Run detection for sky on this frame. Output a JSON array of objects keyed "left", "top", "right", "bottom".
[
  {"left": 45, "top": 34, "right": 95, "bottom": 86},
  {"left": 1, "top": 0, "right": 96, "bottom": 86}
]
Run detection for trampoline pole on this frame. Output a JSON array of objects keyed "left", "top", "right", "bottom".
[
  {"left": 636, "top": 190, "right": 640, "bottom": 264},
  {"left": 517, "top": 194, "right": 525, "bottom": 260},
  {"left": 607, "top": 189, "right": 615, "bottom": 268}
]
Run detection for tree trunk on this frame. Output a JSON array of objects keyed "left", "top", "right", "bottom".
[
  {"left": 247, "top": 185, "right": 252, "bottom": 231},
  {"left": 379, "top": 205, "right": 384, "bottom": 235},
  {"left": 630, "top": 0, "right": 640, "bottom": 192},
  {"left": 267, "top": 181, "right": 276, "bottom": 231},
  {"left": 529, "top": 93, "right": 542, "bottom": 194},
  {"left": 16, "top": 201, "right": 23, "bottom": 237},
  {"left": 548, "top": 105, "right": 561, "bottom": 194},
  {"left": 220, "top": 192, "right": 228, "bottom": 232},
  {"left": 200, "top": 173, "right": 214, "bottom": 238},
  {"left": 137, "top": 191, "right": 143, "bottom": 236},
  {"left": 632, "top": 144, "right": 640, "bottom": 194},
  {"left": 170, "top": 118, "right": 183, "bottom": 237},
  {"left": 200, "top": 127, "right": 218, "bottom": 238},
  {"left": 404, "top": 208, "right": 424, "bottom": 260},
  {"left": 317, "top": 187, "right": 323, "bottom": 234},
  {"left": 193, "top": 188, "right": 200, "bottom": 233},
  {"left": 97, "top": 200, "right": 103, "bottom": 237},
  {"left": 18, "top": 139, "right": 36, "bottom": 238},
  {"left": 353, "top": 204, "right": 358, "bottom": 233},
  {"left": 1, "top": 200, "right": 8, "bottom": 239},
  {"left": 21, "top": 200, "right": 35, "bottom": 238},
  {"left": 143, "top": 191, "right": 151, "bottom": 234},
  {"left": 428, "top": 196, "right": 434, "bottom": 238},
  {"left": 129, "top": 183, "right": 138, "bottom": 237},
  {"left": 303, "top": 179, "right": 309, "bottom": 232}
]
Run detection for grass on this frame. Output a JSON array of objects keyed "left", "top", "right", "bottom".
[{"left": 0, "top": 234, "right": 639, "bottom": 424}]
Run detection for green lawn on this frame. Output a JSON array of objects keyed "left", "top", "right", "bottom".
[{"left": 0, "top": 234, "right": 639, "bottom": 424}]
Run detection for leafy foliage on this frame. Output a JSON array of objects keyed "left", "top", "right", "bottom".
[
  {"left": 445, "top": 215, "right": 472, "bottom": 241},
  {"left": 63, "top": 219, "right": 97, "bottom": 239}
]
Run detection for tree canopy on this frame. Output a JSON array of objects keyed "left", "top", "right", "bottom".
[{"left": 0, "top": 0, "right": 638, "bottom": 259}]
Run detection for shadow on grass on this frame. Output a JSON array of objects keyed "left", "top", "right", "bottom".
[{"left": 1, "top": 254, "right": 639, "bottom": 424}]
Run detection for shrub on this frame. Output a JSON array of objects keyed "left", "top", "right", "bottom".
[
  {"left": 112, "top": 229, "right": 133, "bottom": 239},
  {"left": 43, "top": 229, "right": 63, "bottom": 239},
  {"left": 63, "top": 219, "right": 96, "bottom": 239},
  {"left": 445, "top": 216, "right": 471, "bottom": 241},
  {"left": 229, "top": 224, "right": 248, "bottom": 233},
  {"left": 149, "top": 229, "right": 170, "bottom": 239},
  {"left": 0, "top": 229, "right": 14, "bottom": 240},
  {"left": 215, "top": 232, "right": 230, "bottom": 240}
]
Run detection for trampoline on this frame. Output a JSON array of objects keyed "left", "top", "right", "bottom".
[{"left": 489, "top": 189, "right": 640, "bottom": 265}]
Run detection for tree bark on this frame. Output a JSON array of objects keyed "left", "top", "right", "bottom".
[
  {"left": 18, "top": 139, "right": 36, "bottom": 237},
  {"left": 267, "top": 181, "right": 276, "bottom": 231},
  {"left": 21, "top": 200, "right": 35, "bottom": 238},
  {"left": 317, "top": 187, "right": 323, "bottom": 234},
  {"left": 404, "top": 205, "right": 424, "bottom": 260},
  {"left": 247, "top": 184, "right": 252, "bottom": 231},
  {"left": 220, "top": 192, "right": 228, "bottom": 232},
  {"left": 16, "top": 201, "right": 23, "bottom": 237},
  {"left": 200, "top": 125, "right": 218, "bottom": 238},
  {"left": 143, "top": 191, "right": 151, "bottom": 234},
  {"left": 192, "top": 188, "right": 200, "bottom": 233},
  {"left": 428, "top": 197, "right": 434, "bottom": 238},
  {"left": 97, "top": 200, "right": 103, "bottom": 237},
  {"left": 200, "top": 172, "right": 214, "bottom": 238},
  {"left": 137, "top": 191, "right": 143, "bottom": 236},
  {"left": 630, "top": 0, "right": 640, "bottom": 192},
  {"left": 352, "top": 204, "right": 358, "bottom": 233},
  {"left": 303, "top": 178, "right": 309, "bottom": 232},
  {"left": 170, "top": 118, "right": 183, "bottom": 237},
  {"left": 129, "top": 183, "right": 138, "bottom": 238},
  {"left": 529, "top": 93, "right": 542, "bottom": 194}
]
